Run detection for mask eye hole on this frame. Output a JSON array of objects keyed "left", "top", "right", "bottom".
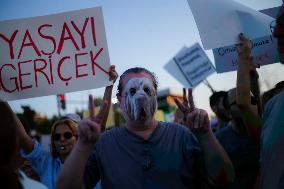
[
  {"left": 144, "top": 87, "right": 150, "bottom": 95},
  {"left": 130, "top": 88, "right": 136, "bottom": 96}
]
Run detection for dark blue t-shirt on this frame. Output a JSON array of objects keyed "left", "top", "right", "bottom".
[
  {"left": 215, "top": 125, "right": 259, "bottom": 189},
  {"left": 84, "top": 122, "right": 204, "bottom": 189}
]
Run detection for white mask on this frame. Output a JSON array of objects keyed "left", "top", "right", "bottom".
[{"left": 122, "top": 77, "right": 157, "bottom": 122}]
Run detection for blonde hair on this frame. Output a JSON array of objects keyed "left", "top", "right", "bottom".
[{"left": 50, "top": 119, "right": 78, "bottom": 157}]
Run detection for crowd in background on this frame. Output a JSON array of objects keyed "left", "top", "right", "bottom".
[{"left": 1, "top": 2, "right": 284, "bottom": 189}]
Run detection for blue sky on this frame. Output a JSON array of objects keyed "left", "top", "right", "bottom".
[{"left": 1, "top": 0, "right": 283, "bottom": 117}]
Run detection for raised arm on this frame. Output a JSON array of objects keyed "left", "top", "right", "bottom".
[
  {"left": 250, "top": 68, "right": 262, "bottom": 115},
  {"left": 100, "top": 65, "right": 118, "bottom": 131},
  {"left": 235, "top": 33, "right": 261, "bottom": 142},
  {"left": 56, "top": 94, "right": 109, "bottom": 189},
  {"left": 0, "top": 100, "right": 34, "bottom": 153},
  {"left": 174, "top": 89, "right": 234, "bottom": 187}
]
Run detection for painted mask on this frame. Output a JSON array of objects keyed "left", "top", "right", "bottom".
[{"left": 122, "top": 77, "right": 157, "bottom": 122}]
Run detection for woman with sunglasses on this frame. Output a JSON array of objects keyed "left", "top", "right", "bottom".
[
  {"left": 17, "top": 114, "right": 79, "bottom": 189},
  {"left": 16, "top": 65, "right": 118, "bottom": 189},
  {"left": 50, "top": 119, "right": 78, "bottom": 163}
]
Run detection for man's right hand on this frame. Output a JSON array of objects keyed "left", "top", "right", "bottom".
[
  {"left": 56, "top": 94, "right": 109, "bottom": 189},
  {"left": 77, "top": 95, "right": 109, "bottom": 146}
]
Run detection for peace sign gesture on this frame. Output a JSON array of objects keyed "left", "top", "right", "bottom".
[
  {"left": 174, "top": 88, "right": 210, "bottom": 135},
  {"left": 77, "top": 95, "right": 109, "bottom": 144}
]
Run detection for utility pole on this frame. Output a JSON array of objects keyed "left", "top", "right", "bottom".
[{"left": 57, "top": 95, "right": 61, "bottom": 118}]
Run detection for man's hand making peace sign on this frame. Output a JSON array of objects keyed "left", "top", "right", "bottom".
[
  {"left": 78, "top": 65, "right": 118, "bottom": 145},
  {"left": 174, "top": 88, "right": 211, "bottom": 136}
]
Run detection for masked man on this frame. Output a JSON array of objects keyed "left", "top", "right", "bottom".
[{"left": 56, "top": 67, "right": 234, "bottom": 189}]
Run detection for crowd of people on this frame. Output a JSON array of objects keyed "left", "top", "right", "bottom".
[{"left": 1, "top": 2, "right": 284, "bottom": 189}]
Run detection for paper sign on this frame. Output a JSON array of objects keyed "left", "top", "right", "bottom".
[
  {"left": 0, "top": 7, "right": 112, "bottom": 101},
  {"left": 187, "top": 0, "right": 275, "bottom": 50},
  {"left": 165, "top": 47, "right": 192, "bottom": 88},
  {"left": 213, "top": 7, "right": 280, "bottom": 73},
  {"left": 164, "top": 43, "right": 215, "bottom": 88}
]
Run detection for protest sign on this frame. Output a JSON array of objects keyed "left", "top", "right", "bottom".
[
  {"left": 164, "top": 47, "right": 191, "bottom": 88},
  {"left": 164, "top": 43, "right": 215, "bottom": 88},
  {"left": 0, "top": 7, "right": 112, "bottom": 101},
  {"left": 213, "top": 7, "right": 280, "bottom": 73},
  {"left": 187, "top": 0, "right": 274, "bottom": 50}
]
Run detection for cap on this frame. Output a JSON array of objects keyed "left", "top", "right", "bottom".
[{"left": 62, "top": 113, "right": 81, "bottom": 123}]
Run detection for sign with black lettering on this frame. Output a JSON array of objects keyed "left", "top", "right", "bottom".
[
  {"left": 165, "top": 43, "right": 215, "bottom": 88},
  {"left": 213, "top": 7, "right": 280, "bottom": 73}
]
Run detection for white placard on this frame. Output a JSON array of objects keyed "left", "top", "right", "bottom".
[
  {"left": 213, "top": 7, "right": 280, "bottom": 73},
  {"left": 0, "top": 7, "right": 112, "bottom": 101},
  {"left": 164, "top": 43, "right": 215, "bottom": 88},
  {"left": 187, "top": 0, "right": 275, "bottom": 50}
]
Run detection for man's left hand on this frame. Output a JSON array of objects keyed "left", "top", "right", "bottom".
[{"left": 174, "top": 88, "right": 211, "bottom": 136}]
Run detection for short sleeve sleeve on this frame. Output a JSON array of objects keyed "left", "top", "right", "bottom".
[
  {"left": 183, "top": 130, "right": 209, "bottom": 187},
  {"left": 84, "top": 148, "right": 101, "bottom": 189},
  {"left": 183, "top": 130, "right": 202, "bottom": 157}
]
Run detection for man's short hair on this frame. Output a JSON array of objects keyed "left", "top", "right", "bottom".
[
  {"left": 209, "top": 91, "right": 227, "bottom": 108},
  {"left": 117, "top": 67, "right": 158, "bottom": 96}
]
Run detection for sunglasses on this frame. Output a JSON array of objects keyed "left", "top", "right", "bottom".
[{"left": 53, "top": 132, "right": 74, "bottom": 141}]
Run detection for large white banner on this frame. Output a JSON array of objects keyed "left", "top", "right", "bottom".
[
  {"left": 187, "top": 0, "right": 274, "bottom": 50},
  {"left": 213, "top": 7, "right": 280, "bottom": 73},
  {"left": 164, "top": 43, "right": 215, "bottom": 88},
  {"left": 0, "top": 7, "right": 112, "bottom": 101}
]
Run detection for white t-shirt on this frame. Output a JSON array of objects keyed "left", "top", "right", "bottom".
[{"left": 19, "top": 171, "right": 47, "bottom": 189}]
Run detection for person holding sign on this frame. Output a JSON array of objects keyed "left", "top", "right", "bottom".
[
  {"left": 56, "top": 67, "right": 234, "bottom": 189},
  {"left": 235, "top": 33, "right": 262, "bottom": 143},
  {"left": 3, "top": 65, "right": 117, "bottom": 189},
  {"left": 0, "top": 101, "right": 47, "bottom": 189},
  {"left": 235, "top": 3, "right": 284, "bottom": 188}
]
